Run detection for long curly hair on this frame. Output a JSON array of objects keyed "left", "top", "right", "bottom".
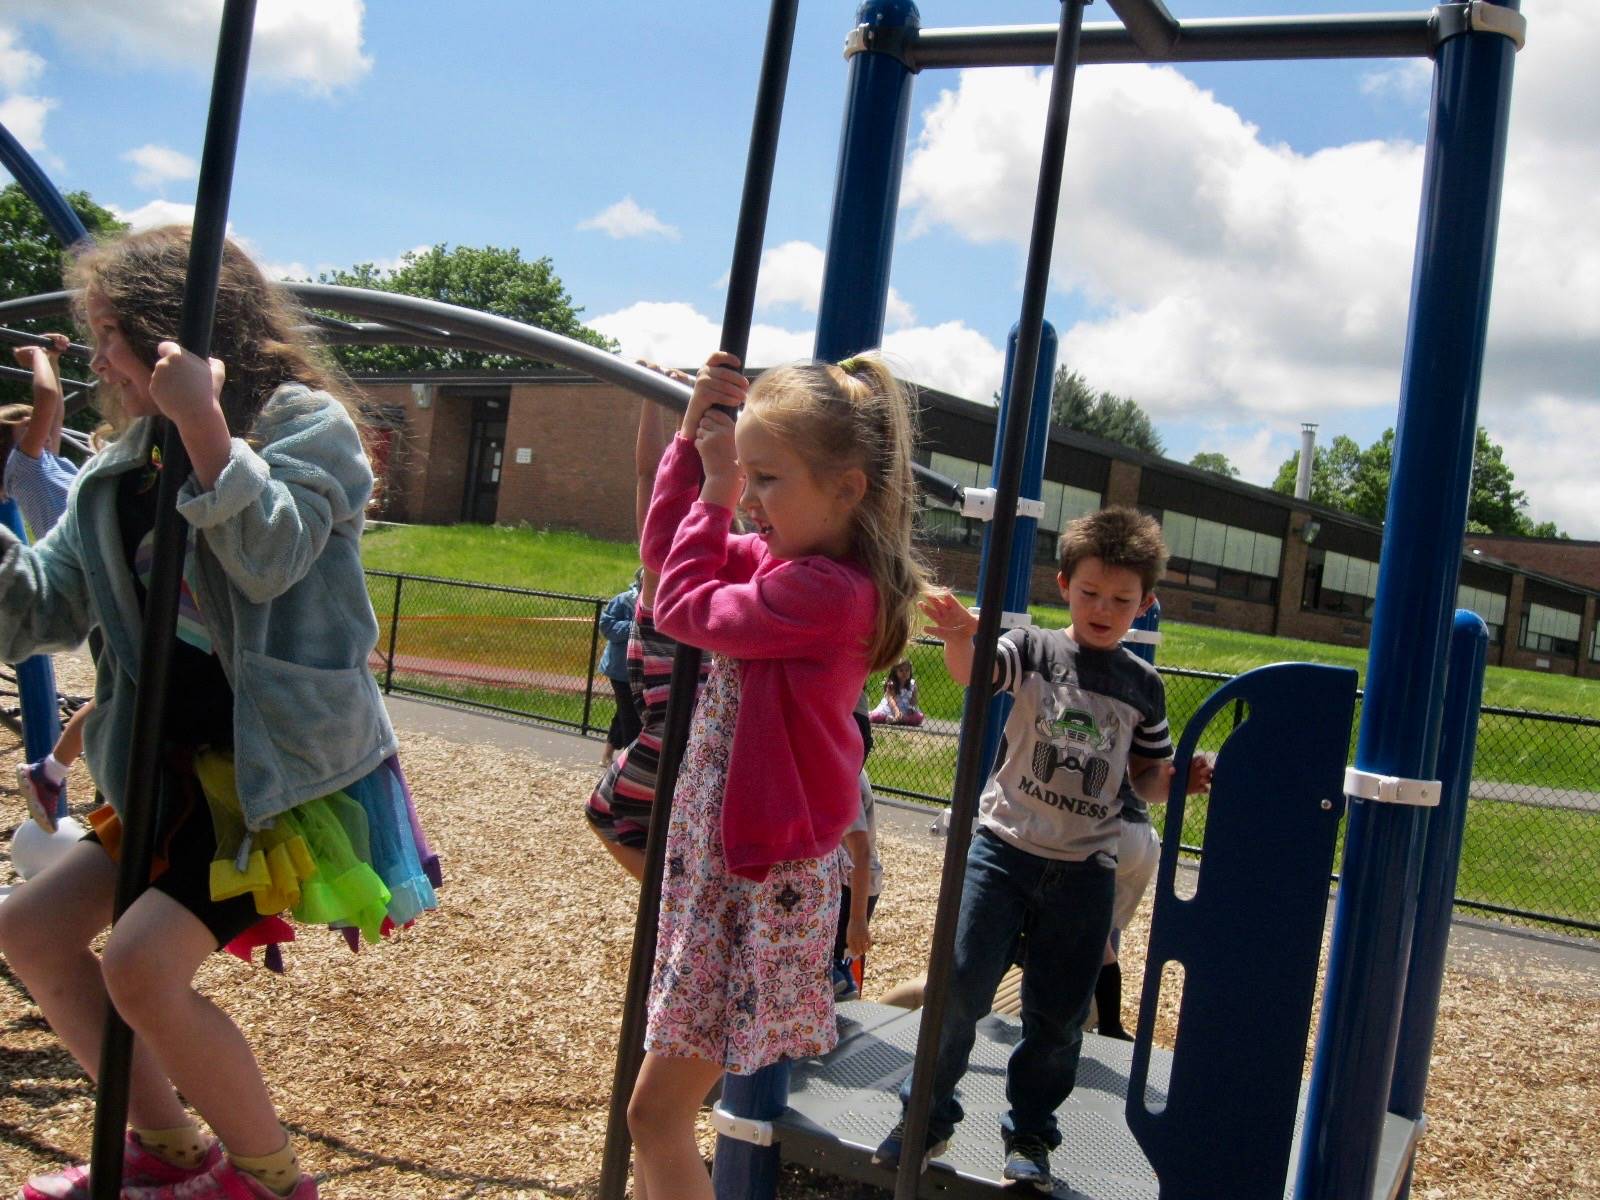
[
  {"left": 66, "top": 225, "right": 358, "bottom": 437},
  {"left": 743, "top": 355, "right": 934, "bottom": 671}
]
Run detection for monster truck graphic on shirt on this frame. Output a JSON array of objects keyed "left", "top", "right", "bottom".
[{"left": 1031, "top": 698, "right": 1116, "bottom": 797}]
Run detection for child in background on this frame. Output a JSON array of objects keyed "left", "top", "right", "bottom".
[
  {"left": 878, "top": 507, "right": 1211, "bottom": 1194},
  {"left": 625, "top": 350, "right": 931, "bottom": 1200},
  {"left": 598, "top": 569, "right": 644, "bottom": 767},
  {"left": 584, "top": 387, "right": 709, "bottom": 882},
  {"left": 0, "top": 227, "right": 438, "bottom": 1200},
  {"left": 6, "top": 333, "right": 95, "bottom": 830},
  {"left": 869, "top": 658, "right": 924, "bottom": 726}
]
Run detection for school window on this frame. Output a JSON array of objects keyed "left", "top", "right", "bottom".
[
  {"left": 1302, "top": 549, "right": 1378, "bottom": 620},
  {"left": 1155, "top": 508, "right": 1281, "bottom": 604},
  {"left": 1519, "top": 602, "right": 1581, "bottom": 658},
  {"left": 919, "top": 452, "right": 1099, "bottom": 561},
  {"left": 1457, "top": 584, "right": 1508, "bottom": 646},
  {"left": 1591, "top": 622, "right": 1600, "bottom": 664}
]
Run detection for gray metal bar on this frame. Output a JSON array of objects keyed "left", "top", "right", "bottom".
[
  {"left": 1104, "top": 0, "right": 1181, "bottom": 58},
  {"left": 907, "top": 13, "right": 1438, "bottom": 70}
]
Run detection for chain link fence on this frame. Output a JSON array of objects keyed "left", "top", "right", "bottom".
[{"left": 365, "top": 572, "right": 1600, "bottom": 937}]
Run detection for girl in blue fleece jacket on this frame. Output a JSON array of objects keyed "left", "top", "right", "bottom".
[{"left": 0, "top": 227, "right": 437, "bottom": 1200}]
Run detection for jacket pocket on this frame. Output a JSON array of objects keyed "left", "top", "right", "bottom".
[{"left": 233, "top": 649, "right": 386, "bottom": 820}]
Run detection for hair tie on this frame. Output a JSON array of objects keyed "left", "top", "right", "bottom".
[{"left": 837, "top": 355, "right": 864, "bottom": 374}]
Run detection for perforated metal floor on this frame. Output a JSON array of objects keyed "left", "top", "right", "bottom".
[{"left": 775, "top": 1002, "right": 1421, "bottom": 1199}]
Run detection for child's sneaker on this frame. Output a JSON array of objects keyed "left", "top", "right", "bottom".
[
  {"left": 19, "top": 1133, "right": 221, "bottom": 1200},
  {"left": 123, "top": 1158, "right": 318, "bottom": 1199},
  {"left": 871, "top": 1116, "right": 949, "bottom": 1171},
  {"left": 1000, "top": 1132, "right": 1054, "bottom": 1193},
  {"left": 15, "top": 761, "right": 65, "bottom": 834},
  {"left": 831, "top": 961, "right": 859, "bottom": 1001}
]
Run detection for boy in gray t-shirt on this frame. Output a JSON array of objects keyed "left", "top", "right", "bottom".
[{"left": 877, "top": 508, "right": 1212, "bottom": 1193}]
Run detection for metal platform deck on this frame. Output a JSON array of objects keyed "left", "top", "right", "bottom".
[{"left": 775, "top": 1002, "right": 1422, "bottom": 1200}]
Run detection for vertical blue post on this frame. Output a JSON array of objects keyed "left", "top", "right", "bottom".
[
  {"left": 713, "top": 7, "right": 917, "bottom": 1199},
  {"left": 1295, "top": 8, "right": 1520, "bottom": 1199},
  {"left": 1390, "top": 610, "right": 1488, "bottom": 1200},
  {"left": 0, "top": 499, "right": 62, "bottom": 801},
  {"left": 813, "top": 0, "right": 918, "bottom": 362},
  {"left": 967, "top": 320, "right": 1057, "bottom": 780},
  {"left": 1125, "top": 598, "right": 1161, "bottom": 666}
]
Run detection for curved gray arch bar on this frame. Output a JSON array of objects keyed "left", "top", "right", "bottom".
[{"left": 0, "top": 286, "right": 967, "bottom": 506}]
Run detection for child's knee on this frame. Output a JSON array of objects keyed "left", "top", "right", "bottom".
[
  {"left": 100, "top": 932, "right": 181, "bottom": 1024},
  {"left": 627, "top": 1078, "right": 687, "bottom": 1148}
]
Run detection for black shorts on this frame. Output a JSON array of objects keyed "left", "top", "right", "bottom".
[{"left": 84, "top": 759, "right": 261, "bottom": 948}]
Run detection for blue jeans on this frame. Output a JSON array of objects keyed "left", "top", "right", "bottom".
[{"left": 898, "top": 828, "right": 1115, "bottom": 1149}]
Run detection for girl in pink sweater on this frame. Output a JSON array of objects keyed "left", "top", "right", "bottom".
[{"left": 627, "top": 350, "right": 931, "bottom": 1199}]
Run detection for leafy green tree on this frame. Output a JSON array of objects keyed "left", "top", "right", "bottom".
[
  {"left": 0, "top": 184, "right": 126, "bottom": 405},
  {"left": 316, "top": 243, "right": 615, "bottom": 372},
  {"left": 1050, "top": 366, "right": 1164, "bottom": 455},
  {"left": 1189, "top": 451, "right": 1239, "bottom": 478},
  {"left": 1272, "top": 424, "right": 1564, "bottom": 536}
]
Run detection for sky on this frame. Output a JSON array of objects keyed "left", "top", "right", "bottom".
[{"left": 3, "top": 1, "right": 1596, "bottom": 537}]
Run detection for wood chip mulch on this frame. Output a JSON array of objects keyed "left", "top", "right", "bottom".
[{"left": 2, "top": 654, "right": 1596, "bottom": 1198}]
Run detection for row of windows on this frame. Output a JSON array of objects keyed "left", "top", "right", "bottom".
[
  {"left": 1520, "top": 602, "right": 1583, "bottom": 658},
  {"left": 922, "top": 452, "right": 1102, "bottom": 563},
  {"left": 1153, "top": 509, "right": 1283, "bottom": 604}
]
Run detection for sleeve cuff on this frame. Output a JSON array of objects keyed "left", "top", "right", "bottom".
[{"left": 177, "top": 438, "right": 269, "bottom": 527}]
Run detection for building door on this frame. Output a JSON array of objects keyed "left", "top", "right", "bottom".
[{"left": 461, "top": 395, "right": 507, "bottom": 523}]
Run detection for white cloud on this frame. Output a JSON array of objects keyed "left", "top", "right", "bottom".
[
  {"left": 1359, "top": 60, "right": 1431, "bottom": 110},
  {"left": 108, "top": 198, "right": 197, "bottom": 230},
  {"left": 0, "top": 25, "right": 44, "bottom": 91},
  {"left": 883, "top": 321, "right": 1004, "bottom": 402},
  {"left": 1485, "top": 396, "right": 1600, "bottom": 540},
  {"left": 11, "top": 1, "right": 371, "bottom": 94},
  {"left": 578, "top": 197, "right": 679, "bottom": 241},
  {"left": 0, "top": 91, "right": 53, "bottom": 150},
  {"left": 592, "top": 297, "right": 1002, "bottom": 403},
  {"left": 121, "top": 143, "right": 199, "bottom": 191},
  {"left": 897, "top": 1, "right": 1600, "bottom": 527}
]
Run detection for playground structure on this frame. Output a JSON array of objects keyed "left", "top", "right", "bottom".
[{"left": 0, "top": 2, "right": 1528, "bottom": 1199}]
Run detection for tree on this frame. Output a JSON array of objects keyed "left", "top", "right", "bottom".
[
  {"left": 1049, "top": 366, "right": 1164, "bottom": 454},
  {"left": 1189, "top": 451, "right": 1239, "bottom": 478},
  {"left": 316, "top": 243, "right": 616, "bottom": 373},
  {"left": 0, "top": 184, "right": 126, "bottom": 405},
  {"left": 1271, "top": 424, "right": 1565, "bottom": 536}
]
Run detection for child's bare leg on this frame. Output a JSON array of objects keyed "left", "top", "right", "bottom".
[
  {"left": 628, "top": 1052, "right": 724, "bottom": 1200},
  {"left": 54, "top": 698, "right": 93, "bottom": 766},
  {"left": 0, "top": 842, "right": 190, "bottom": 1128},
  {"left": 100, "top": 892, "right": 284, "bottom": 1156}
]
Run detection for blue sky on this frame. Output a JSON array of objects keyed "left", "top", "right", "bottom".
[{"left": 4, "top": 1, "right": 1596, "bottom": 536}]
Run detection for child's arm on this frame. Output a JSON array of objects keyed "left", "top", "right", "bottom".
[
  {"left": 842, "top": 829, "right": 873, "bottom": 959},
  {"left": 12, "top": 335, "right": 69, "bottom": 458},
  {"left": 1128, "top": 751, "right": 1212, "bottom": 805},
  {"left": 0, "top": 506, "right": 93, "bottom": 662},
  {"left": 171, "top": 383, "right": 373, "bottom": 605}
]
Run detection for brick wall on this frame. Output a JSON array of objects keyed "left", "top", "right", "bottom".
[
  {"left": 1466, "top": 535, "right": 1600, "bottom": 591},
  {"left": 494, "top": 382, "right": 638, "bottom": 540}
]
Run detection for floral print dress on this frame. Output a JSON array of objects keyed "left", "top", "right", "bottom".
[{"left": 644, "top": 652, "right": 842, "bottom": 1075}]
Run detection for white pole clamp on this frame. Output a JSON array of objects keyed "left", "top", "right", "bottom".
[
  {"left": 1122, "top": 629, "right": 1164, "bottom": 645},
  {"left": 710, "top": 1105, "right": 776, "bottom": 1147},
  {"left": 959, "top": 487, "right": 1044, "bottom": 523},
  {"left": 971, "top": 606, "right": 1034, "bottom": 629},
  {"left": 1343, "top": 767, "right": 1442, "bottom": 808}
]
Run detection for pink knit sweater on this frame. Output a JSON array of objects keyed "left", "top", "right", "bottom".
[{"left": 642, "top": 435, "right": 876, "bottom": 881}]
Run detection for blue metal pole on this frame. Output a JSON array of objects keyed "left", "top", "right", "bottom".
[
  {"left": 0, "top": 122, "right": 90, "bottom": 246},
  {"left": 1390, "top": 610, "right": 1489, "bottom": 1200},
  {"left": 1294, "top": 8, "right": 1520, "bottom": 1199},
  {"left": 968, "top": 321, "right": 1057, "bottom": 780},
  {"left": 813, "top": 0, "right": 919, "bottom": 362},
  {"left": 0, "top": 499, "right": 62, "bottom": 799}
]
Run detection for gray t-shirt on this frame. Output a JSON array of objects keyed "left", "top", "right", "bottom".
[{"left": 981, "top": 626, "right": 1172, "bottom": 862}]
